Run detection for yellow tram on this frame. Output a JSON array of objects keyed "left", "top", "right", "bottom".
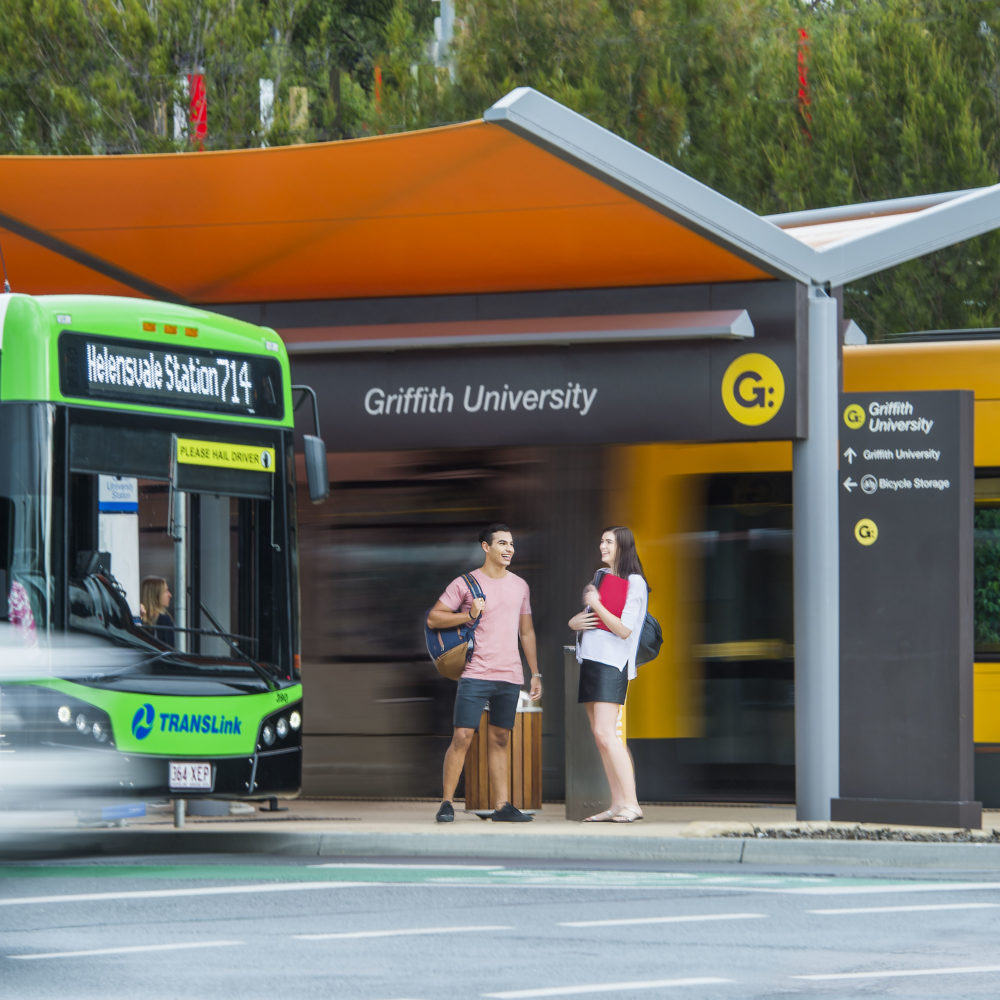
[{"left": 618, "top": 334, "right": 1000, "bottom": 803}]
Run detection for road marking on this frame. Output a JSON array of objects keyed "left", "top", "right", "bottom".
[
  {"left": 296, "top": 924, "right": 512, "bottom": 940},
  {"left": 793, "top": 964, "right": 1000, "bottom": 981},
  {"left": 10, "top": 940, "right": 242, "bottom": 961},
  {"left": 810, "top": 902, "right": 1000, "bottom": 915},
  {"left": 560, "top": 912, "right": 766, "bottom": 928},
  {"left": 4, "top": 863, "right": 997, "bottom": 908},
  {"left": 483, "top": 978, "right": 734, "bottom": 997},
  {"left": 0, "top": 881, "right": 375, "bottom": 906},
  {"left": 471, "top": 870, "right": 832, "bottom": 892},
  {"left": 785, "top": 881, "right": 1000, "bottom": 896},
  {"left": 7, "top": 863, "right": 989, "bottom": 895},
  {"left": 313, "top": 863, "right": 502, "bottom": 871}
]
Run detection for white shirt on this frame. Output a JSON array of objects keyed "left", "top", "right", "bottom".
[{"left": 576, "top": 573, "right": 647, "bottom": 680}]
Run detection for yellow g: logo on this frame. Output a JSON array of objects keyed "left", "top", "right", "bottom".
[
  {"left": 843, "top": 404, "right": 866, "bottom": 430},
  {"left": 854, "top": 518, "right": 878, "bottom": 546},
  {"left": 722, "top": 353, "right": 785, "bottom": 427}
]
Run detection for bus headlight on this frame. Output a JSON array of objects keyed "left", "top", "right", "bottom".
[
  {"left": 257, "top": 702, "right": 301, "bottom": 751},
  {"left": 39, "top": 693, "right": 115, "bottom": 745}
]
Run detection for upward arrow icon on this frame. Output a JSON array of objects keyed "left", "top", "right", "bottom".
[{"left": 843, "top": 447, "right": 857, "bottom": 465}]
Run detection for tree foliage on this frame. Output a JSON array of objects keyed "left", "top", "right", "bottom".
[
  {"left": 975, "top": 508, "right": 1000, "bottom": 646},
  {"left": 766, "top": 0, "right": 1000, "bottom": 337},
  {"left": 435, "top": 0, "right": 1000, "bottom": 339},
  {"left": 0, "top": 0, "right": 430, "bottom": 152},
  {"left": 2, "top": 0, "right": 1000, "bottom": 337}
]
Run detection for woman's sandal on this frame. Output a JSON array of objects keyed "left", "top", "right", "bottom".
[
  {"left": 583, "top": 808, "right": 619, "bottom": 823},
  {"left": 612, "top": 806, "right": 644, "bottom": 823}
]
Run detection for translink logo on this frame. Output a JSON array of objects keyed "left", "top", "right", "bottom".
[
  {"left": 132, "top": 703, "right": 154, "bottom": 740},
  {"left": 130, "top": 702, "right": 243, "bottom": 741}
]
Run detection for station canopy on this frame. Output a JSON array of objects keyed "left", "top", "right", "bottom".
[{"left": 2, "top": 87, "right": 1000, "bottom": 308}]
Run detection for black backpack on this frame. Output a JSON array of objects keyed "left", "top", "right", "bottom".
[{"left": 592, "top": 568, "right": 662, "bottom": 666}]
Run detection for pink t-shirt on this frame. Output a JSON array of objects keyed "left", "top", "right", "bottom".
[{"left": 439, "top": 569, "right": 531, "bottom": 683}]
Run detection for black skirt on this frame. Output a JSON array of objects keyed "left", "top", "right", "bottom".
[{"left": 578, "top": 658, "right": 629, "bottom": 705}]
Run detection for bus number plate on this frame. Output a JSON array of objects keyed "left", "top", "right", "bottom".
[{"left": 169, "top": 762, "right": 212, "bottom": 790}]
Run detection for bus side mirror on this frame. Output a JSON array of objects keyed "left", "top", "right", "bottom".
[{"left": 304, "top": 434, "right": 329, "bottom": 504}]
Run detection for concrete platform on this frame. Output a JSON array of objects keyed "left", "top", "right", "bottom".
[{"left": 3, "top": 799, "right": 1000, "bottom": 870}]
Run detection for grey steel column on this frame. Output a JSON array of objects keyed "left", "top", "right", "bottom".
[
  {"left": 173, "top": 492, "right": 187, "bottom": 654},
  {"left": 791, "top": 284, "right": 840, "bottom": 820}
]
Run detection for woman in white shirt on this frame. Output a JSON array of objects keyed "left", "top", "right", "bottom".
[{"left": 568, "top": 526, "right": 649, "bottom": 823}]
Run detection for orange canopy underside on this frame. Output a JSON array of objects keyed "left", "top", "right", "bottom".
[{"left": 0, "top": 120, "right": 771, "bottom": 305}]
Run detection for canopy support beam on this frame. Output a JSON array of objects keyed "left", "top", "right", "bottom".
[
  {"left": 0, "top": 209, "right": 185, "bottom": 303},
  {"left": 792, "top": 284, "right": 841, "bottom": 819}
]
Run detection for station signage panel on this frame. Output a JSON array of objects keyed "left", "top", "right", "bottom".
[
  {"left": 834, "top": 390, "right": 980, "bottom": 828},
  {"left": 294, "top": 339, "right": 803, "bottom": 451}
]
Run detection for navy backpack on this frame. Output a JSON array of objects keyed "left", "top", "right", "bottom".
[{"left": 424, "top": 572, "right": 485, "bottom": 680}]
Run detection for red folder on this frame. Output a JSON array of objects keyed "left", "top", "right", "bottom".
[{"left": 593, "top": 572, "right": 627, "bottom": 631}]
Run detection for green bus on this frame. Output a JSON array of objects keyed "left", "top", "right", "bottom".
[{"left": 0, "top": 293, "right": 327, "bottom": 806}]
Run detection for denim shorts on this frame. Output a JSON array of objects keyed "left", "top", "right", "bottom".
[{"left": 453, "top": 677, "right": 521, "bottom": 731}]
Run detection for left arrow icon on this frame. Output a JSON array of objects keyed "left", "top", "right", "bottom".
[{"left": 843, "top": 477, "right": 857, "bottom": 493}]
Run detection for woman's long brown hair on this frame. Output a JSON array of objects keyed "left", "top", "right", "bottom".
[{"left": 605, "top": 525, "right": 650, "bottom": 591}]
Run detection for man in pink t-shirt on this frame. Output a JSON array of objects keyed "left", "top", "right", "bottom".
[{"left": 426, "top": 523, "right": 542, "bottom": 823}]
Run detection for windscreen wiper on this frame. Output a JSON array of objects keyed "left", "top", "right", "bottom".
[{"left": 197, "top": 601, "right": 277, "bottom": 692}]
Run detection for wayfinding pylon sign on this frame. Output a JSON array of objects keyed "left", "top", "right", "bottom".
[{"left": 834, "top": 390, "right": 980, "bottom": 828}]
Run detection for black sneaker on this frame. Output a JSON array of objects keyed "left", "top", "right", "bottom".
[
  {"left": 435, "top": 801, "right": 455, "bottom": 823},
  {"left": 490, "top": 802, "right": 533, "bottom": 822}
]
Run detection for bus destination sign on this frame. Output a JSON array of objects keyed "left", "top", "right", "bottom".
[{"left": 58, "top": 332, "right": 284, "bottom": 420}]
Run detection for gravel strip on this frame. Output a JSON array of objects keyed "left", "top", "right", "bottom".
[{"left": 721, "top": 826, "right": 1000, "bottom": 843}]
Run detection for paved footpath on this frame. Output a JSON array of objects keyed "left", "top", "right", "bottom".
[{"left": 3, "top": 799, "right": 1000, "bottom": 870}]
